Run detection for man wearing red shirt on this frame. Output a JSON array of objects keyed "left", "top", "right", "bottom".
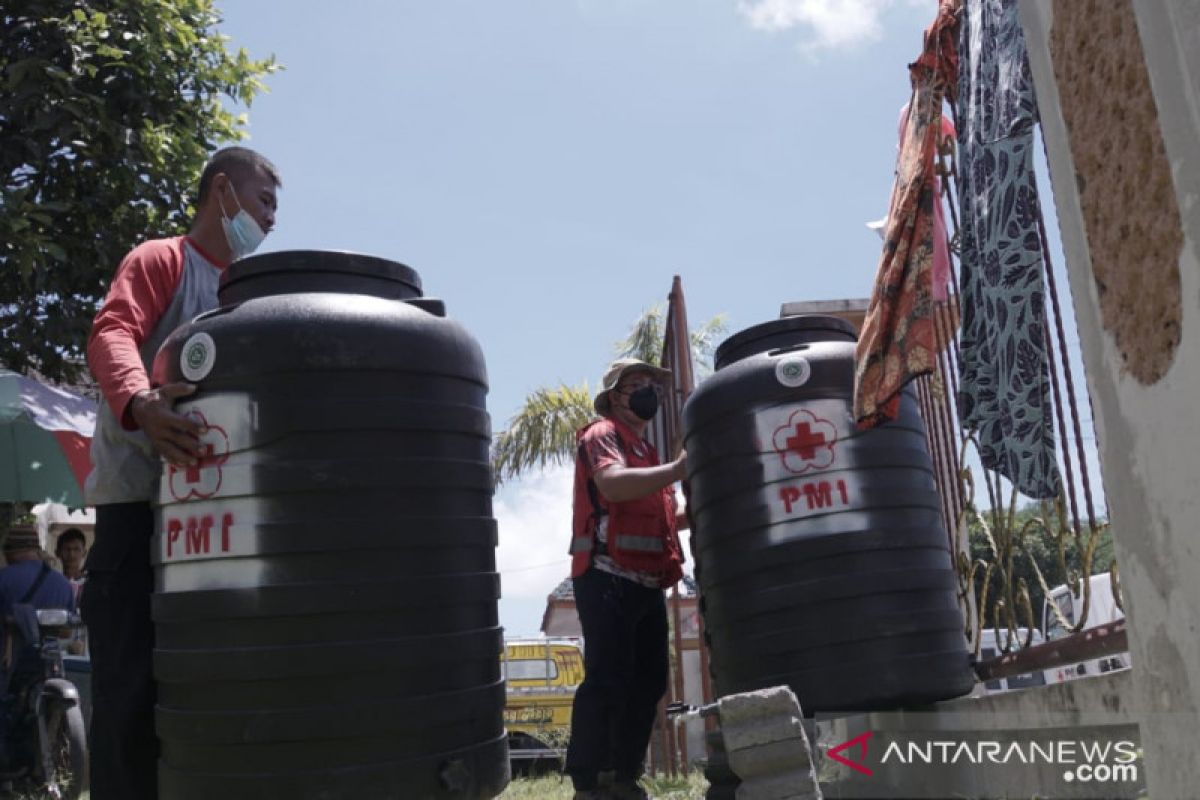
[
  {"left": 83, "top": 147, "right": 280, "bottom": 800},
  {"left": 566, "top": 358, "right": 689, "bottom": 800}
]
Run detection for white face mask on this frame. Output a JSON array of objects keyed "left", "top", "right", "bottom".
[{"left": 219, "top": 185, "right": 267, "bottom": 260}]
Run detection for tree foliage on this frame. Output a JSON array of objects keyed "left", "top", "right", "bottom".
[
  {"left": 613, "top": 304, "right": 727, "bottom": 380},
  {"left": 1, "top": 0, "right": 279, "bottom": 381},
  {"left": 491, "top": 383, "right": 596, "bottom": 484},
  {"left": 966, "top": 501, "right": 1115, "bottom": 636},
  {"left": 491, "top": 305, "right": 726, "bottom": 484}
]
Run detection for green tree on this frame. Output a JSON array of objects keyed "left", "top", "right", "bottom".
[
  {"left": 491, "top": 305, "right": 726, "bottom": 483},
  {"left": 1, "top": 0, "right": 279, "bottom": 382}
]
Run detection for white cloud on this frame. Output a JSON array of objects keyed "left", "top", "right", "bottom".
[
  {"left": 737, "top": 0, "right": 923, "bottom": 53},
  {"left": 494, "top": 466, "right": 575, "bottom": 600}
]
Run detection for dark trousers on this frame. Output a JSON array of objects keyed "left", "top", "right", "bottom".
[
  {"left": 80, "top": 502, "right": 158, "bottom": 800},
  {"left": 565, "top": 568, "right": 669, "bottom": 791}
]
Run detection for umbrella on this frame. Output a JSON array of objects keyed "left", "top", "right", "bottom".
[{"left": 0, "top": 370, "right": 96, "bottom": 507}]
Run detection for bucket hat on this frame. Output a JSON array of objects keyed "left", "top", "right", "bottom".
[{"left": 594, "top": 358, "right": 672, "bottom": 416}]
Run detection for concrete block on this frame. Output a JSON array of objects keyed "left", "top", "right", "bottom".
[{"left": 715, "top": 685, "right": 823, "bottom": 800}]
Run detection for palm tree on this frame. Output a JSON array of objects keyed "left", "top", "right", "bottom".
[{"left": 491, "top": 305, "right": 726, "bottom": 484}]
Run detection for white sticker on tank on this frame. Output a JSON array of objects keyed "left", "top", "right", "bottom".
[
  {"left": 158, "top": 496, "right": 260, "bottom": 561},
  {"left": 165, "top": 418, "right": 229, "bottom": 502},
  {"left": 153, "top": 393, "right": 268, "bottom": 592},
  {"left": 756, "top": 401, "right": 849, "bottom": 477},
  {"left": 754, "top": 401, "right": 860, "bottom": 531},
  {"left": 774, "top": 356, "right": 811, "bottom": 388},
  {"left": 157, "top": 497, "right": 269, "bottom": 592},
  {"left": 160, "top": 395, "right": 257, "bottom": 506},
  {"left": 180, "top": 332, "right": 217, "bottom": 381}
]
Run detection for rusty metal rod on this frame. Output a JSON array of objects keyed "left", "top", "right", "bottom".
[
  {"left": 974, "top": 620, "right": 1128, "bottom": 681},
  {"left": 1043, "top": 320, "right": 1082, "bottom": 540},
  {"left": 928, "top": 378, "right": 959, "bottom": 543},
  {"left": 695, "top": 601, "right": 716, "bottom": 731},
  {"left": 1033, "top": 171, "right": 1100, "bottom": 530},
  {"left": 930, "top": 328, "right": 966, "bottom": 524},
  {"left": 917, "top": 377, "right": 953, "bottom": 539},
  {"left": 936, "top": 296, "right": 964, "bottom": 513},
  {"left": 670, "top": 585, "right": 688, "bottom": 768}
]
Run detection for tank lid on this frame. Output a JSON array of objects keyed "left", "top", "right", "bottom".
[
  {"left": 714, "top": 314, "right": 857, "bottom": 370},
  {"left": 219, "top": 250, "right": 423, "bottom": 304}
]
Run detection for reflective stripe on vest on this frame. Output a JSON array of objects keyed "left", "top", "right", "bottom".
[
  {"left": 612, "top": 534, "right": 665, "bottom": 553},
  {"left": 569, "top": 537, "right": 593, "bottom": 554}
]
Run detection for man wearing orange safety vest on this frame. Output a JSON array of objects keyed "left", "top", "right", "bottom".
[{"left": 565, "top": 358, "right": 689, "bottom": 800}]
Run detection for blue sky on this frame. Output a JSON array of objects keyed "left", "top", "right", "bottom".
[{"left": 216, "top": 1, "right": 1101, "bottom": 636}]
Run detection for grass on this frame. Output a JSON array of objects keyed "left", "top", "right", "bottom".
[{"left": 499, "top": 772, "right": 708, "bottom": 799}]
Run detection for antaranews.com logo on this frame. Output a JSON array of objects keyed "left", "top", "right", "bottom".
[{"left": 821, "top": 729, "right": 1141, "bottom": 799}]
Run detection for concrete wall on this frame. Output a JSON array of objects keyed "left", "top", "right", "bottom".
[{"left": 1020, "top": 2, "right": 1200, "bottom": 797}]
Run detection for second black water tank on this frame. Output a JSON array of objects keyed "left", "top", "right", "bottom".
[
  {"left": 149, "top": 251, "right": 509, "bottom": 799},
  {"left": 683, "top": 315, "right": 973, "bottom": 712}
]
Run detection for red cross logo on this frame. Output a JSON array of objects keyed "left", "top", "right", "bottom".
[
  {"left": 167, "top": 411, "right": 230, "bottom": 501},
  {"left": 785, "top": 422, "right": 827, "bottom": 461},
  {"left": 772, "top": 409, "right": 836, "bottom": 474},
  {"left": 182, "top": 442, "right": 218, "bottom": 484}
]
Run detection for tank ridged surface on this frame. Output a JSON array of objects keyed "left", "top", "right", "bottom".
[
  {"left": 684, "top": 315, "right": 973, "bottom": 713},
  {"left": 149, "top": 250, "right": 508, "bottom": 799}
]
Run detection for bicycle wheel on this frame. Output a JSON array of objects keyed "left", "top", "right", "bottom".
[{"left": 43, "top": 702, "right": 88, "bottom": 800}]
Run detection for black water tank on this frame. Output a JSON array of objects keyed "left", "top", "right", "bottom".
[
  {"left": 683, "top": 315, "right": 973, "bottom": 712},
  {"left": 149, "top": 251, "right": 509, "bottom": 799}
]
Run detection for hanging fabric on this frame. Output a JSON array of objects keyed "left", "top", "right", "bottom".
[
  {"left": 854, "top": 0, "right": 961, "bottom": 430},
  {"left": 956, "top": 0, "right": 1061, "bottom": 499},
  {"left": 896, "top": 101, "right": 956, "bottom": 304}
]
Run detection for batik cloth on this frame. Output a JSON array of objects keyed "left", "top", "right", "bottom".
[
  {"left": 854, "top": 0, "right": 961, "bottom": 429},
  {"left": 956, "top": 0, "right": 1061, "bottom": 499},
  {"left": 897, "top": 102, "right": 956, "bottom": 303}
]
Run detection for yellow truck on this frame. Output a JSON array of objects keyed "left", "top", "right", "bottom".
[{"left": 502, "top": 638, "right": 584, "bottom": 769}]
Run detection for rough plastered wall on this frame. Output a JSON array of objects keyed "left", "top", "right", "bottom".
[
  {"left": 1049, "top": 0, "right": 1183, "bottom": 384},
  {"left": 1021, "top": 1, "right": 1200, "bottom": 798}
]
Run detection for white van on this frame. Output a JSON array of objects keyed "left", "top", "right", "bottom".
[
  {"left": 977, "top": 627, "right": 1054, "bottom": 694},
  {"left": 1042, "top": 573, "right": 1129, "bottom": 682}
]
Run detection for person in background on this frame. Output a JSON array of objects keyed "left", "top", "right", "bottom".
[
  {"left": 565, "top": 358, "right": 689, "bottom": 800},
  {"left": 53, "top": 529, "right": 86, "bottom": 586},
  {"left": 0, "top": 527, "right": 75, "bottom": 618},
  {"left": 53, "top": 529, "right": 88, "bottom": 656},
  {"left": 83, "top": 146, "right": 280, "bottom": 800},
  {"left": 0, "top": 525, "right": 76, "bottom": 772}
]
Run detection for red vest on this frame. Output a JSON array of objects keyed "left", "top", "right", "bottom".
[{"left": 569, "top": 418, "right": 683, "bottom": 587}]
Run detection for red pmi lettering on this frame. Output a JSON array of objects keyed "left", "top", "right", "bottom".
[
  {"left": 779, "top": 486, "right": 802, "bottom": 513},
  {"left": 166, "top": 518, "right": 183, "bottom": 559},
  {"left": 186, "top": 516, "right": 209, "bottom": 555},
  {"left": 165, "top": 513, "right": 235, "bottom": 560},
  {"left": 803, "top": 481, "right": 833, "bottom": 510},
  {"left": 779, "top": 479, "right": 851, "bottom": 515}
]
